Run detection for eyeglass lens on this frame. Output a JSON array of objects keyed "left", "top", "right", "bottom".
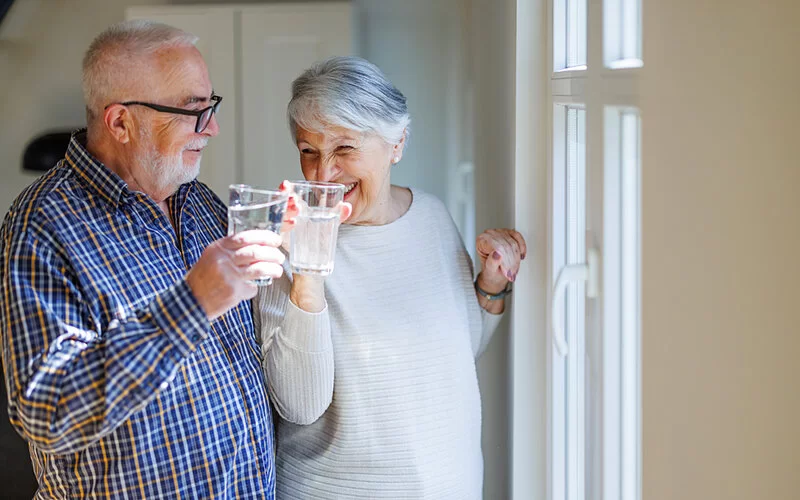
[{"left": 196, "top": 100, "right": 220, "bottom": 133}]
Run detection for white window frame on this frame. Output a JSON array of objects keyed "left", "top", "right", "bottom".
[
  {"left": 550, "top": 102, "right": 587, "bottom": 500},
  {"left": 546, "top": 1, "right": 642, "bottom": 500}
]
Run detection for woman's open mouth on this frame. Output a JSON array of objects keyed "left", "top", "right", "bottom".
[{"left": 344, "top": 182, "right": 358, "bottom": 200}]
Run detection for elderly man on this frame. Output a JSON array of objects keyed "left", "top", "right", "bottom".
[{"left": 0, "top": 21, "right": 283, "bottom": 498}]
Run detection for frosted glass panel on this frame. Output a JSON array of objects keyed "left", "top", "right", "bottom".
[
  {"left": 554, "top": 0, "right": 587, "bottom": 70},
  {"left": 553, "top": 105, "right": 587, "bottom": 500},
  {"left": 603, "top": 107, "right": 641, "bottom": 500},
  {"left": 604, "top": 0, "right": 643, "bottom": 68},
  {"left": 567, "top": 0, "right": 587, "bottom": 68}
]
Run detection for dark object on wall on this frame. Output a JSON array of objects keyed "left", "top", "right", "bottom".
[
  {"left": 0, "top": 374, "right": 38, "bottom": 498},
  {"left": 22, "top": 131, "right": 73, "bottom": 173},
  {"left": 0, "top": 0, "right": 16, "bottom": 28}
]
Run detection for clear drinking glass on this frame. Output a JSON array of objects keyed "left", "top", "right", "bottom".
[
  {"left": 289, "top": 181, "right": 345, "bottom": 276},
  {"left": 228, "top": 184, "right": 289, "bottom": 286}
]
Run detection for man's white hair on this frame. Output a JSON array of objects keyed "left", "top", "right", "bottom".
[{"left": 82, "top": 20, "right": 198, "bottom": 120}]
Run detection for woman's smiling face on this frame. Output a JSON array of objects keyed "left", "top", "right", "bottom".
[{"left": 295, "top": 125, "right": 403, "bottom": 226}]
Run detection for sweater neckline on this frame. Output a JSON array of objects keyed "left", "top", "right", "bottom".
[{"left": 338, "top": 187, "right": 418, "bottom": 235}]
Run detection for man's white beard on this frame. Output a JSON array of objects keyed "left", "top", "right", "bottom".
[
  {"left": 146, "top": 149, "right": 200, "bottom": 187},
  {"left": 136, "top": 133, "right": 204, "bottom": 191}
]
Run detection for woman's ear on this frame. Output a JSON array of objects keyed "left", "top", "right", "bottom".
[{"left": 391, "top": 128, "right": 407, "bottom": 164}]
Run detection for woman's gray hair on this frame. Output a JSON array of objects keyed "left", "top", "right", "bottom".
[
  {"left": 82, "top": 20, "right": 198, "bottom": 120},
  {"left": 287, "top": 56, "right": 411, "bottom": 146}
]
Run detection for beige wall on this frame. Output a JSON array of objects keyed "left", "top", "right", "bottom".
[{"left": 641, "top": 1, "right": 800, "bottom": 499}]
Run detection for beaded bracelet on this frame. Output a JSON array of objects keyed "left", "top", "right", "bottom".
[{"left": 474, "top": 281, "right": 513, "bottom": 301}]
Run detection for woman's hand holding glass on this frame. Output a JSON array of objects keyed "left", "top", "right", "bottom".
[{"left": 278, "top": 180, "right": 352, "bottom": 313}]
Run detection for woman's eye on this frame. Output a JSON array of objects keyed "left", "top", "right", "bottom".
[
  {"left": 301, "top": 149, "right": 316, "bottom": 155},
  {"left": 336, "top": 146, "right": 354, "bottom": 153}
]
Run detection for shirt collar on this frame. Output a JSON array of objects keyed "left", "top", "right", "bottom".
[
  {"left": 64, "top": 129, "right": 129, "bottom": 208},
  {"left": 64, "top": 128, "right": 197, "bottom": 208}
]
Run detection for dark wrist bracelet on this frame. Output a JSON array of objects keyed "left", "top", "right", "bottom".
[{"left": 475, "top": 281, "right": 513, "bottom": 301}]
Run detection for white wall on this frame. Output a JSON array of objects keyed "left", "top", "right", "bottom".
[
  {"left": 641, "top": 1, "right": 800, "bottom": 499},
  {"left": 512, "top": 0, "right": 547, "bottom": 497},
  {"left": 0, "top": 0, "right": 466, "bottom": 212},
  {"left": 354, "top": 0, "right": 465, "bottom": 212},
  {"left": 0, "top": 0, "right": 173, "bottom": 213},
  {"left": 469, "top": 0, "right": 517, "bottom": 498}
]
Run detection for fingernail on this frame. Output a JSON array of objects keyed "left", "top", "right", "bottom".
[{"left": 493, "top": 251, "right": 502, "bottom": 260}]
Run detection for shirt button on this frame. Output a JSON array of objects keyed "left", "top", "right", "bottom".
[{"left": 159, "top": 381, "right": 170, "bottom": 391}]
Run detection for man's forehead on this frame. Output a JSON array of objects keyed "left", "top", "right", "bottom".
[{"left": 152, "top": 46, "right": 213, "bottom": 103}]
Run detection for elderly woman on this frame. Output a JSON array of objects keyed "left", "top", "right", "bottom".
[{"left": 254, "top": 56, "right": 526, "bottom": 499}]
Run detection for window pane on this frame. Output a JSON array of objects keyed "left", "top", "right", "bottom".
[
  {"left": 552, "top": 105, "right": 586, "bottom": 500},
  {"left": 620, "top": 111, "right": 640, "bottom": 500},
  {"left": 604, "top": 0, "right": 642, "bottom": 68},
  {"left": 567, "top": 0, "right": 587, "bottom": 68},
  {"left": 554, "top": 0, "right": 587, "bottom": 70},
  {"left": 603, "top": 107, "right": 641, "bottom": 500},
  {"left": 551, "top": 105, "right": 568, "bottom": 500},
  {"left": 566, "top": 107, "right": 586, "bottom": 500}
]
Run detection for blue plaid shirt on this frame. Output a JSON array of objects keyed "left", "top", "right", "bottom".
[{"left": 0, "top": 131, "right": 275, "bottom": 498}]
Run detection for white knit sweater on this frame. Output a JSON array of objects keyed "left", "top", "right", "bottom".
[{"left": 253, "top": 189, "right": 502, "bottom": 499}]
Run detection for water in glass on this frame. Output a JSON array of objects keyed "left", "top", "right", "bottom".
[
  {"left": 290, "top": 206, "right": 340, "bottom": 275},
  {"left": 228, "top": 185, "right": 286, "bottom": 286}
]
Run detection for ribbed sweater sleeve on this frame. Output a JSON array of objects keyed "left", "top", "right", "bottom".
[{"left": 254, "top": 277, "right": 334, "bottom": 425}]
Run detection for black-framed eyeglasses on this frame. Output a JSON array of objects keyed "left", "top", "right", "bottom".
[{"left": 105, "top": 94, "right": 222, "bottom": 133}]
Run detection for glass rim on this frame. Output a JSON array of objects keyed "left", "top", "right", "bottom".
[
  {"left": 229, "top": 184, "right": 288, "bottom": 197},
  {"left": 288, "top": 180, "right": 346, "bottom": 192}
]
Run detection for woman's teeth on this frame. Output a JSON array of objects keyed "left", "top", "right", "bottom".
[{"left": 345, "top": 182, "right": 357, "bottom": 194}]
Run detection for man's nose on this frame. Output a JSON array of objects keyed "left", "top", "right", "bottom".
[{"left": 202, "top": 113, "right": 220, "bottom": 137}]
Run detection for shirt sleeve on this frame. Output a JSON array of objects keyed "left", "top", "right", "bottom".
[
  {"left": 1, "top": 223, "right": 211, "bottom": 455},
  {"left": 475, "top": 308, "right": 504, "bottom": 359},
  {"left": 254, "top": 277, "right": 334, "bottom": 425},
  {"left": 456, "top": 226, "right": 505, "bottom": 359}
]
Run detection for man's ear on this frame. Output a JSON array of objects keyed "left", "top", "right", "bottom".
[{"left": 103, "top": 104, "right": 134, "bottom": 144}]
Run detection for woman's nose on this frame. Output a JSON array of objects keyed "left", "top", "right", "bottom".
[{"left": 317, "top": 156, "right": 341, "bottom": 182}]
